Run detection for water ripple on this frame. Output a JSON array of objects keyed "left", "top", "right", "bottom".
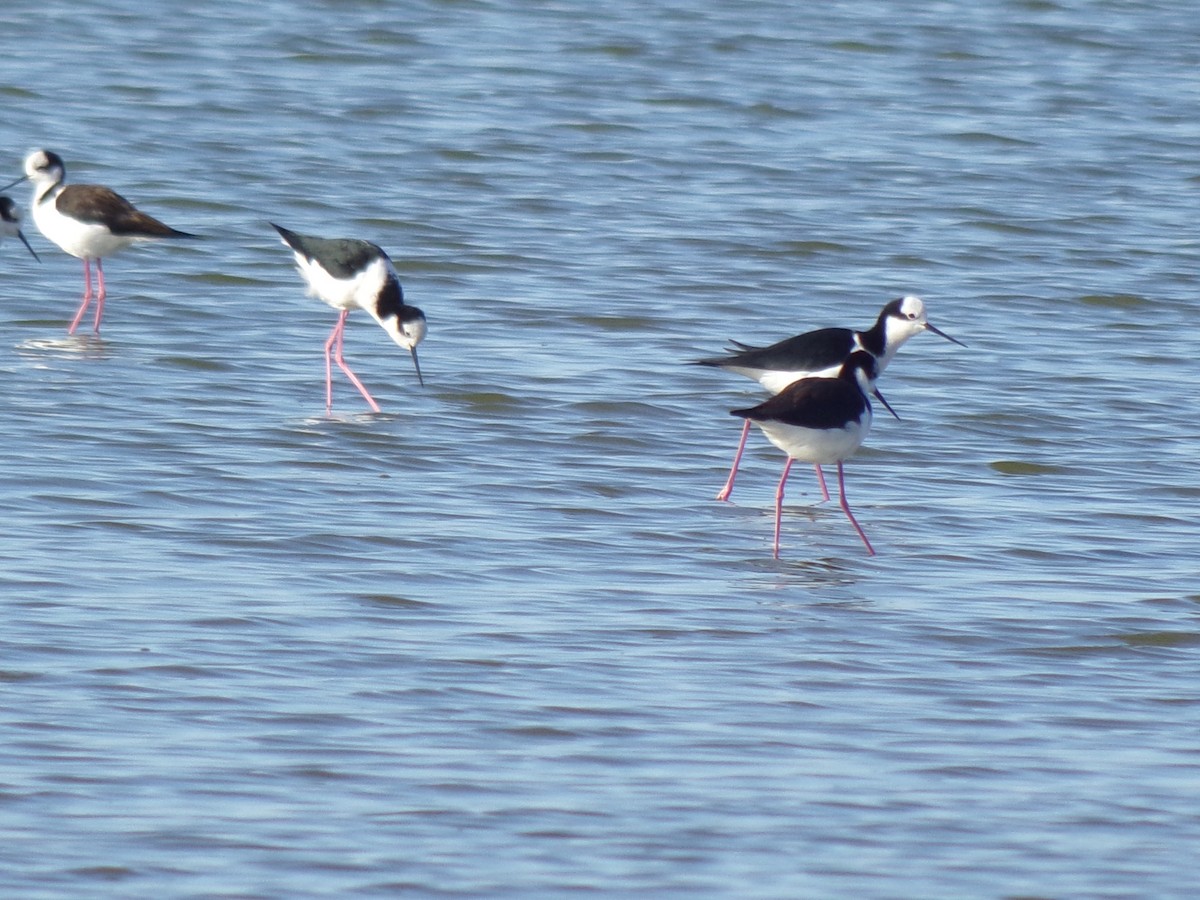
[{"left": 2, "top": 0, "right": 1200, "bottom": 897}]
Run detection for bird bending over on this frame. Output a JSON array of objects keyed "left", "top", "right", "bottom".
[
  {"left": 2, "top": 149, "right": 195, "bottom": 334},
  {"left": 271, "top": 223, "right": 426, "bottom": 414},
  {"left": 696, "top": 295, "right": 962, "bottom": 501},
  {"left": 0, "top": 196, "right": 40, "bottom": 261},
  {"left": 731, "top": 350, "right": 882, "bottom": 558}
]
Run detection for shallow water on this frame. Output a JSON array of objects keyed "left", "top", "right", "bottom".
[{"left": 2, "top": 0, "right": 1199, "bottom": 896}]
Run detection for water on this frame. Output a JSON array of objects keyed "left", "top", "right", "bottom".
[{"left": 2, "top": 0, "right": 1199, "bottom": 896}]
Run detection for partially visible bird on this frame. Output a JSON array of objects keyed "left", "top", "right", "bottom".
[
  {"left": 2, "top": 149, "right": 195, "bottom": 334},
  {"left": 0, "top": 196, "right": 40, "bottom": 261},
  {"left": 731, "top": 349, "right": 883, "bottom": 558},
  {"left": 696, "top": 295, "right": 963, "bottom": 500},
  {"left": 271, "top": 223, "right": 426, "bottom": 414}
]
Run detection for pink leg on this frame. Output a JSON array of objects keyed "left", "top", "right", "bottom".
[
  {"left": 836, "top": 461, "right": 875, "bottom": 555},
  {"left": 92, "top": 259, "right": 106, "bottom": 333},
  {"left": 324, "top": 310, "right": 381, "bottom": 414},
  {"left": 716, "top": 419, "right": 751, "bottom": 501},
  {"left": 68, "top": 258, "right": 94, "bottom": 335},
  {"left": 773, "top": 457, "right": 794, "bottom": 559},
  {"left": 324, "top": 314, "right": 341, "bottom": 412},
  {"left": 814, "top": 464, "right": 830, "bottom": 502},
  {"left": 719, "top": 421, "right": 830, "bottom": 503}
]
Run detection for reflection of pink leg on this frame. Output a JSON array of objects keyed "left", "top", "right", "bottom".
[
  {"left": 324, "top": 310, "right": 381, "bottom": 414},
  {"left": 772, "top": 458, "right": 794, "bottom": 559},
  {"left": 68, "top": 258, "right": 93, "bottom": 334},
  {"left": 836, "top": 461, "right": 875, "bottom": 556},
  {"left": 716, "top": 420, "right": 751, "bottom": 501},
  {"left": 814, "top": 464, "right": 830, "bottom": 502},
  {"left": 92, "top": 259, "right": 106, "bottom": 333}
]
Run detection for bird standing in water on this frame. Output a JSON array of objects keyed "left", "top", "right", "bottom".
[
  {"left": 3, "top": 149, "right": 195, "bottom": 334},
  {"left": 696, "top": 295, "right": 962, "bottom": 501},
  {"left": 271, "top": 223, "right": 426, "bottom": 414},
  {"left": 732, "top": 350, "right": 882, "bottom": 558}
]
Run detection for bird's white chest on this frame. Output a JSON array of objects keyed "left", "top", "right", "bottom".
[
  {"left": 294, "top": 255, "right": 387, "bottom": 313},
  {"left": 33, "top": 191, "right": 130, "bottom": 259},
  {"left": 758, "top": 414, "right": 871, "bottom": 465}
]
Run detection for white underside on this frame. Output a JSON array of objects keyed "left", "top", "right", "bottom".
[
  {"left": 292, "top": 253, "right": 424, "bottom": 352},
  {"left": 294, "top": 254, "right": 388, "bottom": 313},
  {"left": 755, "top": 416, "right": 870, "bottom": 465},
  {"left": 747, "top": 363, "right": 843, "bottom": 394},
  {"left": 32, "top": 196, "right": 145, "bottom": 259}
]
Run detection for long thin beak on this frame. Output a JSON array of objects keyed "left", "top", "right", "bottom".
[
  {"left": 873, "top": 387, "right": 901, "bottom": 421},
  {"left": 0, "top": 174, "right": 28, "bottom": 192},
  {"left": 926, "top": 321, "right": 966, "bottom": 347},
  {"left": 410, "top": 346, "right": 424, "bottom": 386},
  {"left": 17, "top": 229, "right": 40, "bottom": 262}
]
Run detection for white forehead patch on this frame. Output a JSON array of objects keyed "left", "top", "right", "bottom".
[{"left": 898, "top": 295, "right": 926, "bottom": 320}]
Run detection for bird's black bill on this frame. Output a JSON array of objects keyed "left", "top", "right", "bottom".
[
  {"left": 18, "top": 229, "right": 40, "bottom": 262},
  {"left": 0, "top": 174, "right": 28, "bottom": 192},
  {"left": 410, "top": 347, "right": 424, "bottom": 386},
  {"left": 873, "top": 388, "right": 901, "bottom": 421},
  {"left": 926, "top": 321, "right": 966, "bottom": 347}
]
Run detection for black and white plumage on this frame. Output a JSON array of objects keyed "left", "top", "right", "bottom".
[
  {"left": 731, "top": 350, "right": 882, "bottom": 558},
  {"left": 271, "top": 223, "right": 426, "bottom": 414},
  {"left": 697, "top": 295, "right": 963, "bottom": 501},
  {"left": 2, "top": 149, "right": 195, "bottom": 334},
  {"left": 0, "top": 196, "right": 39, "bottom": 261}
]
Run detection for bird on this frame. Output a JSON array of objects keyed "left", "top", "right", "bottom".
[
  {"left": 271, "top": 223, "right": 426, "bottom": 414},
  {"left": 731, "top": 349, "right": 882, "bottom": 558},
  {"left": 0, "top": 196, "right": 40, "bottom": 261},
  {"left": 695, "top": 295, "right": 963, "bottom": 501},
  {"left": 2, "top": 149, "right": 195, "bottom": 334}
]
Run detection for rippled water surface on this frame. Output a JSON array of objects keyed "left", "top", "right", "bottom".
[{"left": 2, "top": 0, "right": 1199, "bottom": 896}]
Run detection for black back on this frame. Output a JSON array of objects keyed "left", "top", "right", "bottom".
[
  {"left": 731, "top": 352, "right": 874, "bottom": 429},
  {"left": 272, "top": 223, "right": 387, "bottom": 279},
  {"left": 711, "top": 326, "right": 856, "bottom": 370},
  {"left": 55, "top": 185, "right": 195, "bottom": 238}
]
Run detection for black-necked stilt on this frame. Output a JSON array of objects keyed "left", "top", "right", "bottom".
[
  {"left": 696, "top": 295, "right": 963, "bottom": 501},
  {"left": 731, "top": 350, "right": 881, "bottom": 558},
  {"left": 0, "top": 196, "right": 40, "bottom": 261},
  {"left": 271, "top": 223, "right": 426, "bottom": 414},
  {"left": 2, "top": 149, "right": 195, "bottom": 334}
]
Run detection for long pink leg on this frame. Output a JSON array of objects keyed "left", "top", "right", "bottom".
[
  {"left": 324, "top": 313, "right": 340, "bottom": 412},
  {"left": 324, "top": 310, "right": 381, "bottom": 414},
  {"left": 716, "top": 420, "right": 751, "bottom": 501},
  {"left": 836, "top": 461, "right": 875, "bottom": 555},
  {"left": 92, "top": 259, "right": 107, "bottom": 333},
  {"left": 773, "top": 457, "right": 794, "bottom": 559},
  {"left": 67, "top": 258, "right": 94, "bottom": 335},
  {"left": 814, "top": 464, "right": 830, "bottom": 502},
  {"left": 719, "top": 423, "right": 832, "bottom": 503}
]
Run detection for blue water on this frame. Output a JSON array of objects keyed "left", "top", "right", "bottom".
[{"left": 2, "top": 0, "right": 1199, "bottom": 896}]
